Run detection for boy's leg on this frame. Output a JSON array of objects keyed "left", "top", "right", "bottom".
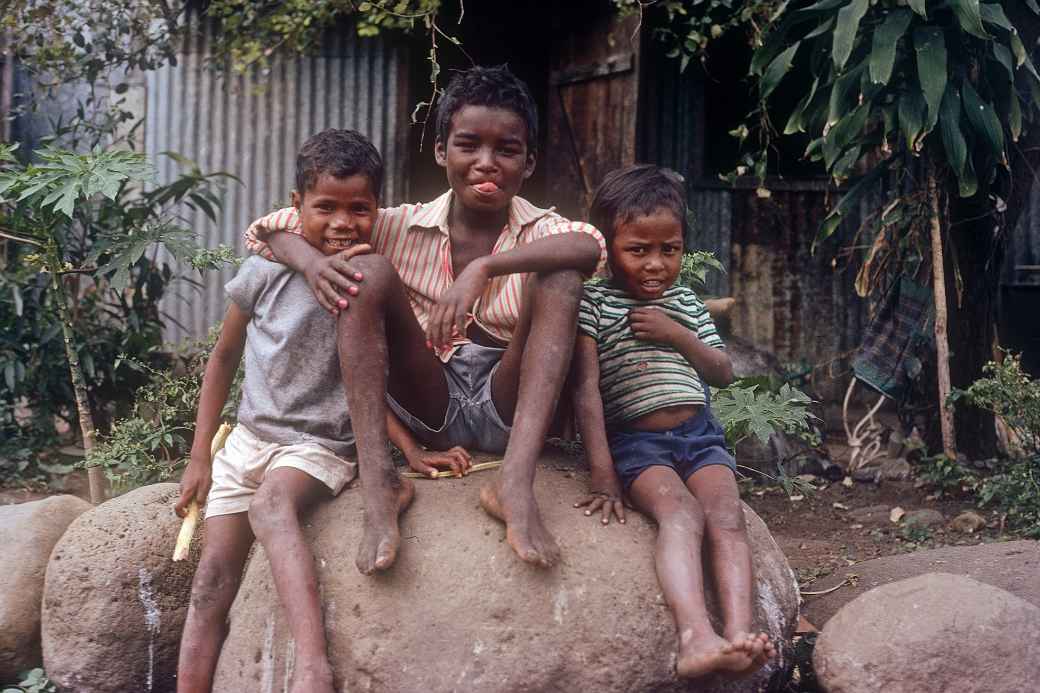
[
  {"left": 336, "top": 254, "right": 431, "bottom": 573},
  {"left": 686, "top": 465, "right": 776, "bottom": 670},
  {"left": 480, "top": 268, "right": 584, "bottom": 567},
  {"left": 247, "top": 467, "right": 339, "bottom": 693},
  {"left": 177, "top": 514, "right": 254, "bottom": 693},
  {"left": 628, "top": 466, "right": 755, "bottom": 679}
]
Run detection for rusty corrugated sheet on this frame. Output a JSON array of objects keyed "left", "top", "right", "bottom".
[{"left": 146, "top": 21, "right": 408, "bottom": 344}]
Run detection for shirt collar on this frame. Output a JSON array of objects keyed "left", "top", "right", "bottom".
[{"left": 409, "top": 191, "right": 555, "bottom": 237}]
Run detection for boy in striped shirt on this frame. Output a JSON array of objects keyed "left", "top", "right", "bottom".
[
  {"left": 572, "top": 165, "right": 775, "bottom": 680},
  {"left": 243, "top": 65, "right": 605, "bottom": 572}
]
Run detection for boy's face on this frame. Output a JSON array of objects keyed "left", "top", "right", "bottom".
[
  {"left": 609, "top": 208, "right": 684, "bottom": 301},
  {"left": 435, "top": 105, "right": 536, "bottom": 216},
  {"left": 292, "top": 173, "right": 378, "bottom": 256}
]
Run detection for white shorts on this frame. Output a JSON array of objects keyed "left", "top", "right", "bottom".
[{"left": 204, "top": 424, "right": 357, "bottom": 519}]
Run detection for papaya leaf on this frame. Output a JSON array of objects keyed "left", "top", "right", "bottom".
[
  {"left": 962, "top": 81, "right": 1006, "bottom": 163},
  {"left": 833, "top": 0, "right": 869, "bottom": 71},
  {"left": 870, "top": 8, "right": 913, "bottom": 85},
  {"left": 914, "top": 27, "right": 948, "bottom": 135},
  {"left": 761, "top": 42, "right": 801, "bottom": 100},
  {"left": 979, "top": 4, "right": 1013, "bottom": 31},
  {"left": 948, "top": 0, "right": 991, "bottom": 39}
]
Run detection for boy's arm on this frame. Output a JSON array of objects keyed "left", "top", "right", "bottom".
[
  {"left": 244, "top": 208, "right": 371, "bottom": 315},
  {"left": 427, "top": 232, "right": 602, "bottom": 349},
  {"left": 175, "top": 304, "right": 249, "bottom": 516},
  {"left": 572, "top": 334, "right": 625, "bottom": 525},
  {"left": 628, "top": 307, "right": 734, "bottom": 387},
  {"left": 386, "top": 412, "right": 472, "bottom": 478}
]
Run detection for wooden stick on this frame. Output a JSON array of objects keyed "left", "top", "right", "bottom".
[
  {"left": 172, "top": 422, "right": 233, "bottom": 561},
  {"left": 401, "top": 459, "right": 503, "bottom": 479},
  {"left": 927, "top": 168, "right": 957, "bottom": 458}
]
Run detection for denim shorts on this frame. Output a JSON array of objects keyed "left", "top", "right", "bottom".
[
  {"left": 608, "top": 405, "right": 736, "bottom": 491},
  {"left": 387, "top": 342, "right": 512, "bottom": 454}
]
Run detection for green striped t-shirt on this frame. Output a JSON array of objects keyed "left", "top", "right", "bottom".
[{"left": 578, "top": 283, "right": 724, "bottom": 425}]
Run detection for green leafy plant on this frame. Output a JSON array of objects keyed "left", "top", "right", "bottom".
[
  {"left": 917, "top": 453, "right": 977, "bottom": 497},
  {"left": 977, "top": 457, "right": 1040, "bottom": 538},
  {"left": 949, "top": 353, "right": 1040, "bottom": 455},
  {"left": 678, "top": 250, "right": 726, "bottom": 293},
  {"left": 2, "top": 668, "right": 57, "bottom": 693},
  {"left": 713, "top": 380, "right": 818, "bottom": 448},
  {"left": 0, "top": 143, "right": 232, "bottom": 501}
]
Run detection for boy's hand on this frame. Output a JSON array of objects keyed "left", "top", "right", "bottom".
[
  {"left": 175, "top": 454, "right": 213, "bottom": 518},
  {"left": 574, "top": 468, "right": 626, "bottom": 525},
  {"left": 629, "top": 307, "right": 685, "bottom": 346},
  {"left": 406, "top": 446, "right": 473, "bottom": 478},
  {"left": 302, "top": 244, "right": 373, "bottom": 315},
  {"left": 427, "top": 259, "right": 490, "bottom": 350}
]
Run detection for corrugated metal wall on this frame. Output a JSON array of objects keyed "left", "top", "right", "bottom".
[{"left": 145, "top": 22, "right": 408, "bottom": 344}]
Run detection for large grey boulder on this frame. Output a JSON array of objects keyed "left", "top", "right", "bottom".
[
  {"left": 0, "top": 495, "right": 91, "bottom": 679},
  {"left": 41, "top": 483, "right": 202, "bottom": 693},
  {"left": 214, "top": 462, "right": 799, "bottom": 692},
  {"left": 814, "top": 573, "right": 1040, "bottom": 693},
  {"left": 802, "top": 540, "right": 1039, "bottom": 627}
]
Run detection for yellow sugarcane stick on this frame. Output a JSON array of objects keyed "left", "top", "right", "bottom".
[
  {"left": 400, "top": 459, "right": 503, "bottom": 479},
  {"left": 172, "top": 422, "right": 233, "bottom": 561}
]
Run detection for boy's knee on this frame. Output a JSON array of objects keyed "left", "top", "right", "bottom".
[
  {"left": 350, "top": 253, "right": 398, "bottom": 290},
  {"left": 658, "top": 493, "right": 705, "bottom": 534},
  {"left": 703, "top": 495, "right": 746, "bottom": 534},
  {"left": 247, "top": 484, "right": 295, "bottom": 537},
  {"left": 191, "top": 558, "right": 240, "bottom": 609}
]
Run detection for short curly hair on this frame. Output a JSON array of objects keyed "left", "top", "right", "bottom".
[
  {"left": 589, "top": 164, "right": 688, "bottom": 246},
  {"left": 435, "top": 65, "right": 539, "bottom": 150},
  {"left": 295, "top": 128, "right": 384, "bottom": 197}
]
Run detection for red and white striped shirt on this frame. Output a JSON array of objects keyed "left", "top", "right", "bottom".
[{"left": 244, "top": 191, "right": 607, "bottom": 361}]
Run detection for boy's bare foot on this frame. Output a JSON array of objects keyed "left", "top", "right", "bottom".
[
  {"left": 356, "top": 477, "right": 415, "bottom": 575},
  {"left": 290, "top": 662, "right": 335, "bottom": 693},
  {"left": 675, "top": 630, "right": 755, "bottom": 680},
  {"left": 718, "top": 631, "right": 776, "bottom": 679},
  {"left": 480, "top": 478, "right": 560, "bottom": 568}
]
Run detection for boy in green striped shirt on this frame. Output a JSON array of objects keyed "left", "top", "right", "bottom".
[{"left": 572, "top": 165, "right": 775, "bottom": 680}]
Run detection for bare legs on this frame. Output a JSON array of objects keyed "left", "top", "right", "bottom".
[
  {"left": 628, "top": 465, "right": 775, "bottom": 679},
  {"left": 177, "top": 515, "right": 254, "bottom": 693},
  {"left": 178, "top": 469, "right": 342, "bottom": 693},
  {"left": 480, "top": 269, "right": 584, "bottom": 567}
]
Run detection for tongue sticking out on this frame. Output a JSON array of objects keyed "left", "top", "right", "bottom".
[{"left": 474, "top": 182, "right": 499, "bottom": 194}]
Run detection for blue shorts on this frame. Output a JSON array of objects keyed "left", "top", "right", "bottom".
[
  {"left": 387, "top": 343, "right": 512, "bottom": 454},
  {"left": 608, "top": 406, "right": 736, "bottom": 491}
]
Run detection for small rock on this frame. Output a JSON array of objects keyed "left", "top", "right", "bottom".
[
  {"left": 885, "top": 430, "right": 905, "bottom": 459},
  {"left": 814, "top": 573, "right": 1040, "bottom": 692},
  {"left": 849, "top": 504, "right": 890, "bottom": 524},
  {"left": 950, "top": 510, "right": 986, "bottom": 534},
  {"left": 841, "top": 476, "right": 853, "bottom": 488},
  {"left": 904, "top": 508, "right": 945, "bottom": 528},
  {"left": 879, "top": 458, "right": 912, "bottom": 481},
  {"left": 0, "top": 495, "right": 92, "bottom": 679},
  {"left": 889, "top": 507, "right": 906, "bottom": 523},
  {"left": 851, "top": 466, "right": 881, "bottom": 483},
  {"left": 904, "top": 428, "right": 926, "bottom": 462}
]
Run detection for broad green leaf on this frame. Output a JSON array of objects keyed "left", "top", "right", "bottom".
[
  {"left": 803, "top": 0, "right": 852, "bottom": 11},
  {"left": 949, "top": 0, "right": 990, "bottom": 39},
  {"left": 914, "top": 27, "right": 948, "bottom": 135},
  {"left": 962, "top": 81, "right": 1006, "bottom": 163},
  {"left": 1009, "top": 88, "right": 1022, "bottom": 142},
  {"left": 833, "top": 0, "right": 869, "bottom": 71},
  {"left": 828, "top": 63, "right": 866, "bottom": 126},
  {"left": 908, "top": 0, "right": 927, "bottom": 18},
  {"left": 991, "top": 43, "right": 1014, "bottom": 81},
  {"left": 898, "top": 89, "right": 928, "bottom": 149},
  {"left": 1011, "top": 32, "right": 1027, "bottom": 67},
  {"left": 870, "top": 9, "right": 913, "bottom": 85},
  {"left": 939, "top": 85, "right": 973, "bottom": 196},
  {"left": 1027, "top": 0, "right": 1040, "bottom": 15},
  {"left": 785, "top": 77, "right": 820, "bottom": 134},
  {"left": 825, "top": 103, "right": 870, "bottom": 169},
  {"left": 979, "top": 4, "right": 1013, "bottom": 31},
  {"left": 804, "top": 17, "right": 836, "bottom": 40},
  {"left": 761, "top": 42, "right": 801, "bottom": 99}
]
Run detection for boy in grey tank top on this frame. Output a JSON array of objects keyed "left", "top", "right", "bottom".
[{"left": 173, "top": 130, "right": 471, "bottom": 693}]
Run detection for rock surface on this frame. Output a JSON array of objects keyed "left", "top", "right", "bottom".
[
  {"left": 802, "top": 540, "right": 1040, "bottom": 626},
  {"left": 0, "top": 495, "right": 91, "bottom": 679},
  {"left": 41, "top": 483, "right": 203, "bottom": 693},
  {"left": 214, "top": 461, "right": 800, "bottom": 692},
  {"left": 902, "top": 508, "right": 945, "bottom": 529},
  {"left": 813, "top": 573, "right": 1040, "bottom": 693}
]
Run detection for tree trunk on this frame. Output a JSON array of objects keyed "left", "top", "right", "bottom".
[
  {"left": 927, "top": 167, "right": 957, "bottom": 459},
  {"left": 51, "top": 270, "right": 106, "bottom": 504}
]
